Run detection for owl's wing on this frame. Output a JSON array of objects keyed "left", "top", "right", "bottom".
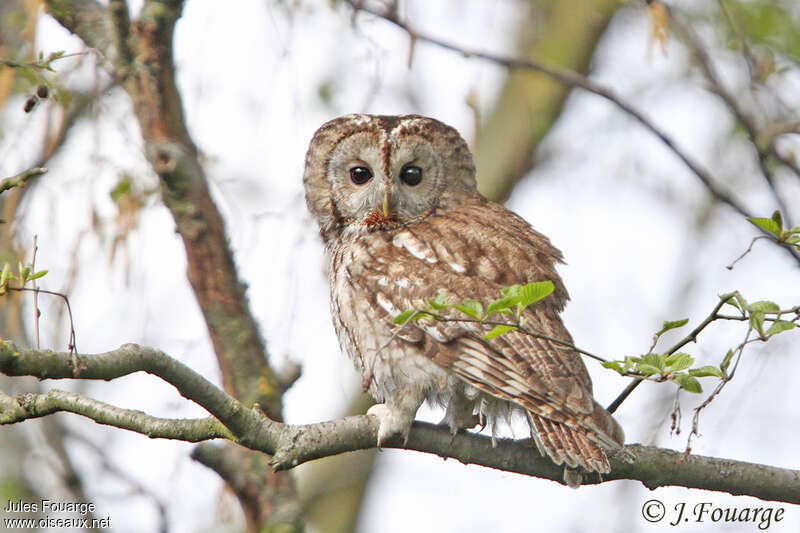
[{"left": 350, "top": 197, "right": 623, "bottom": 469}]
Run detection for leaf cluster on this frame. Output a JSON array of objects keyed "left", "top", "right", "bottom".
[
  {"left": 0, "top": 262, "right": 47, "bottom": 296},
  {"left": 393, "top": 281, "right": 555, "bottom": 340},
  {"left": 747, "top": 211, "right": 800, "bottom": 249}
]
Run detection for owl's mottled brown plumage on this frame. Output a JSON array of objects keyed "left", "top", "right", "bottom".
[{"left": 303, "top": 114, "right": 624, "bottom": 485}]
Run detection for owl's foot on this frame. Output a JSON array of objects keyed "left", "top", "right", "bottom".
[
  {"left": 367, "top": 403, "right": 415, "bottom": 447},
  {"left": 441, "top": 393, "right": 479, "bottom": 435}
]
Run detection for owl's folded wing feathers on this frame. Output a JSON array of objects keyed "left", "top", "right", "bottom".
[{"left": 350, "top": 197, "right": 624, "bottom": 472}]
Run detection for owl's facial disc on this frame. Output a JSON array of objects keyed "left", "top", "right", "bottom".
[{"left": 328, "top": 130, "right": 444, "bottom": 229}]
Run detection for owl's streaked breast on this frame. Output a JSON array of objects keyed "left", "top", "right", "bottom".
[{"left": 329, "top": 230, "right": 455, "bottom": 403}]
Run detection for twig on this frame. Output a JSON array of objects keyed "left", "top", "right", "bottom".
[
  {"left": 0, "top": 52, "right": 87, "bottom": 71},
  {"left": 726, "top": 236, "right": 770, "bottom": 270},
  {"left": 607, "top": 292, "right": 736, "bottom": 412},
  {"left": 430, "top": 315, "right": 608, "bottom": 363},
  {"left": 684, "top": 326, "right": 751, "bottom": 457},
  {"left": 674, "top": 14, "right": 795, "bottom": 228},
  {"left": 0, "top": 167, "right": 47, "bottom": 195},
  {"left": 345, "top": 1, "right": 749, "bottom": 218},
  {"left": 31, "top": 236, "right": 41, "bottom": 350},
  {"left": 10, "top": 287, "right": 78, "bottom": 357}
]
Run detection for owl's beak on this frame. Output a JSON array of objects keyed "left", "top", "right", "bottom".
[{"left": 382, "top": 186, "right": 391, "bottom": 217}]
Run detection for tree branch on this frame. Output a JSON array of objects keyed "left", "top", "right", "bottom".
[
  {"left": 0, "top": 167, "right": 47, "bottom": 195},
  {"left": 3, "top": 343, "right": 799, "bottom": 504},
  {"left": 0, "top": 388, "right": 231, "bottom": 441},
  {"left": 674, "top": 13, "right": 795, "bottom": 227}
]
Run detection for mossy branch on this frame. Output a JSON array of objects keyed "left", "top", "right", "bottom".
[{"left": 2, "top": 342, "right": 799, "bottom": 503}]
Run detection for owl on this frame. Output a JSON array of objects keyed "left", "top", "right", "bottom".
[{"left": 303, "top": 114, "right": 624, "bottom": 486}]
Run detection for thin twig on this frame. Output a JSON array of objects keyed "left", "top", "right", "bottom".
[
  {"left": 607, "top": 292, "right": 736, "bottom": 412},
  {"left": 345, "top": 1, "right": 748, "bottom": 217},
  {"left": 0, "top": 52, "right": 87, "bottom": 71},
  {"left": 726, "top": 236, "right": 769, "bottom": 270},
  {"left": 684, "top": 326, "right": 751, "bottom": 457},
  {"left": 31, "top": 235, "right": 41, "bottom": 350},
  {"left": 674, "top": 14, "right": 794, "bottom": 228},
  {"left": 10, "top": 287, "right": 78, "bottom": 356},
  {"left": 0, "top": 167, "right": 47, "bottom": 195}
]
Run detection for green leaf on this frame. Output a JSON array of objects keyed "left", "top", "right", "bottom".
[
  {"left": 766, "top": 320, "right": 796, "bottom": 337},
  {"left": 733, "top": 292, "right": 749, "bottom": 312},
  {"left": 453, "top": 299, "right": 483, "bottom": 320},
  {"left": 656, "top": 318, "right": 689, "bottom": 336},
  {"left": 771, "top": 210, "right": 783, "bottom": 229},
  {"left": 689, "top": 365, "right": 725, "bottom": 378},
  {"left": 499, "top": 284, "right": 522, "bottom": 299},
  {"left": 517, "top": 281, "right": 555, "bottom": 309},
  {"left": 622, "top": 356, "right": 637, "bottom": 373},
  {"left": 427, "top": 291, "right": 450, "bottom": 311},
  {"left": 747, "top": 216, "right": 781, "bottom": 237},
  {"left": 393, "top": 309, "right": 416, "bottom": 325},
  {"left": 750, "top": 310, "right": 766, "bottom": 337},
  {"left": 749, "top": 300, "right": 780, "bottom": 313},
  {"left": 786, "top": 226, "right": 800, "bottom": 236},
  {"left": 486, "top": 296, "right": 517, "bottom": 316},
  {"left": 666, "top": 352, "right": 694, "bottom": 372},
  {"left": 722, "top": 296, "right": 740, "bottom": 310},
  {"left": 602, "top": 361, "right": 623, "bottom": 372},
  {"left": 28, "top": 270, "right": 47, "bottom": 281},
  {"left": 641, "top": 352, "right": 666, "bottom": 372},
  {"left": 484, "top": 324, "right": 515, "bottom": 340},
  {"left": 673, "top": 373, "right": 703, "bottom": 393},
  {"left": 786, "top": 235, "right": 800, "bottom": 245},
  {"left": 637, "top": 364, "right": 664, "bottom": 376},
  {"left": 720, "top": 349, "right": 734, "bottom": 374}
]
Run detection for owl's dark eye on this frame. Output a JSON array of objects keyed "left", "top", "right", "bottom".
[
  {"left": 400, "top": 165, "right": 423, "bottom": 186},
  {"left": 349, "top": 166, "right": 373, "bottom": 185}
]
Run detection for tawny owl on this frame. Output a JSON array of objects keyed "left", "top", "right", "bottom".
[{"left": 303, "top": 114, "right": 624, "bottom": 485}]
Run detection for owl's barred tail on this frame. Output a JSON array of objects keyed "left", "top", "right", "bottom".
[{"left": 527, "top": 401, "right": 624, "bottom": 482}]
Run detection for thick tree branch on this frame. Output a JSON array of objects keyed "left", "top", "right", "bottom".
[
  {"left": 0, "top": 388, "right": 231, "bottom": 441},
  {"left": 3, "top": 343, "right": 799, "bottom": 504}
]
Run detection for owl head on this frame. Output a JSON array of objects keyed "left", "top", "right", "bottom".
[{"left": 303, "top": 114, "right": 478, "bottom": 242}]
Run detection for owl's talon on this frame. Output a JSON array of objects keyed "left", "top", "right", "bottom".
[{"left": 367, "top": 403, "right": 413, "bottom": 447}]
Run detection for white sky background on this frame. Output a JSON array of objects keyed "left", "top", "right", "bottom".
[{"left": 2, "top": 0, "right": 800, "bottom": 532}]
